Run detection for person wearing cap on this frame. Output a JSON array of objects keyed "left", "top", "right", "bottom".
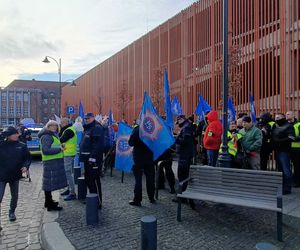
[
  {"left": 272, "top": 113, "right": 295, "bottom": 194},
  {"left": 286, "top": 111, "right": 300, "bottom": 187},
  {"left": 16, "top": 123, "right": 32, "bottom": 144},
  {"left": 173, "top": 115, "right": 195, "bottom": 209},
  {"left": 38, "top": 120, "right": 67, "bottom": 211},
  {"left": 257, "top": 112, "right": 275, "bottom": 170},
  {"left": 237, "top": 116, "right": 262, "bottom": 170},
  {"left": 0, "top": 126, "right": 31, "bottom": 227},
  {"left": 59, "top": 117, "right": 78, "bottom": 201},
  {"left": 80, "top": 112, "right": 104, "bottom": 208}
]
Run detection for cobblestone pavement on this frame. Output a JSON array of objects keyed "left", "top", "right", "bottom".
[
  {"left": 0, "top": 161, "right": 44, "bottom": 250},
  {"left": 57, "top": 168, "right": 300, "bottom": 250}
]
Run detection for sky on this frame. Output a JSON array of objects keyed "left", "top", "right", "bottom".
[{"left": 0, "top": 0, "right": 196, "bottom": 87}]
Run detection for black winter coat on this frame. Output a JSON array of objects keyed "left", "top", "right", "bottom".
[
  {"left": 0, "top": 140, "right": 31, "bottom": 182},
  {"left": 128, "top": 126, "right": 153, "bottom": 165},
  {"left": 80, "top": 121, "right": 104, "bottom": 165},
  {"left": 271, "top": 121, "right": 294, "bottom": 152},
  {"left": 176, "top": 121, "right": 194, "bottom": 158}
]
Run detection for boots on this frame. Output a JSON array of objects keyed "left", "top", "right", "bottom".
[
  {"left": 44, "top": 200, "right": 59, "bottom": 208},
  {"left": 47, "top": 202, "right": 63, "bottom": 211}
]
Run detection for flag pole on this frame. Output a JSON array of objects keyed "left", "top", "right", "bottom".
[{"left": 218, "top": 0, "right": 231, "bottom": 168}]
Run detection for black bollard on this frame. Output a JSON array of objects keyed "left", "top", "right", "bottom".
[
  {"left": 77, "top": 177, "right": 87, "bottom": 200},
  {"left": 86, "top": 193, "right": 99, "bottom": 225},
  {"left": 255, "top": 242, "right": 277, "bottom": 250},
  {"left": 73, "top": 166, "right": 81, "bottom": 184},
  {"left": 141, "top": 215, "right": 157, "bottom": 250}
]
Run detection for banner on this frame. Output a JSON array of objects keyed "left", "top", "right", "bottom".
[{"left": 171, "top": 96, "right": 183, "bottom": 116}]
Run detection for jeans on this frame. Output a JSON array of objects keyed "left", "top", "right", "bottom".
[
  {"left": 64, "top": 156, "right": 75, "bottom": 194},
  {"left": 276, "top": 152, "right": 292, "bottom": 193},
  {"left": 0, "top": 180, "right": 19, "bottom": 213},
  {"left": 207, "top": 150, "right": 219, "bottom": 167}
]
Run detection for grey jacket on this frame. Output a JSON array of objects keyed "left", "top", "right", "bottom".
[{"left": 38, "top": 129, "right": 67, "bottom": 192}]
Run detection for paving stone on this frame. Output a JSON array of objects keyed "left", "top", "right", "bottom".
[
  {"left": 56, "top": 169, "right": 300, "bottom": 250},
  {"left": 0, "top": 163, "right": 44, "bottom": 249}
]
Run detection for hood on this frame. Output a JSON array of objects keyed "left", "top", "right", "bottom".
[
  {"left": 38, "top": 128, "right": 55, "bottom": 138},
  {"left": 207, "top": 111, "right": 219, "bottom": 123}
]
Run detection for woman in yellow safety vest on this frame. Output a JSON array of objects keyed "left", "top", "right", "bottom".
[{"left": 38, "top": 120, "right": 67, "bottom": 211}]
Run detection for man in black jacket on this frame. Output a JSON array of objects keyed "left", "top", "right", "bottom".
[
  {"left": 0, "top": 127, "right": 31, "bottom": 229},
  {"left": 80, "top": 113, "right": 104, "bottom": 208},
  {"left": 128, "top": 125, "right": 155, "bottom": 206},
  {"left": 173, "top": 115, "right": 195, "bottom": 209},
  {"left": 272, "top": 113, "right": 295, "bottom": 194}
]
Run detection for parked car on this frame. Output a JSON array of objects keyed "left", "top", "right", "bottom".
[{"left": 26, "top": 125, "right": 43, "bottom": 155}]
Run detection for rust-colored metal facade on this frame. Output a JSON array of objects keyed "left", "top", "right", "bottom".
[{"left": 62, "top": 0, "right": 300, "bottom": 121}]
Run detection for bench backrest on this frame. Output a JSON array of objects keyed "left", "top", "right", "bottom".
[{"left": 188, "top": 165, "right": 282, "bottom": 198}]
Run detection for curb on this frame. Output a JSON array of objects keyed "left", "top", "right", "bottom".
[{"left": 41, "top": 191, "right": 75, "bottom": 250}]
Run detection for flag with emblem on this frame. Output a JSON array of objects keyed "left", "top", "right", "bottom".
[
  {"left": 139, "top": 92, "right": 175, "bottom": 160},
  {"left": 249, "top": 93, "right": 256, "bottom": 124},
  {"left": 228, "top": 97, "right": 236, "bottom": 122},
  {"left": 78, "top": 101, "right": 84, "bottom": 120},
  {"left": 163, "top": 68, "right": 174, "bottom": 129},
  {"left": 171, "top": 96, "right": 183, "bottom": 116},
  {"left": 115, "top": 122, "right": 133, "bottom": 173}
]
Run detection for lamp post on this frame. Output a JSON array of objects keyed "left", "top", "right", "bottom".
[
  {"left": 218, "top": 0, "right": 231, "bottom": 168},
  {"left": 42, "top": 56, "right": 62, "bottom": 116}
]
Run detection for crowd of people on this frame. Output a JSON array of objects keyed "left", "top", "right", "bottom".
[{"left": 0, "top": 109, "right": 299, "bottom": 230}]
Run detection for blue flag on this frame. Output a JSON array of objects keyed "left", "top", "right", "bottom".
[
  {"left": 115, "top": 122, "right": 133, "bottom": 173},
  {"left": 195, "top": 95, "right": 211, "bottom": 120},
  {"left": 139, "top": 92, "right": 175, "bottom": 161},
  {"left": 107, "top": 109, "right": 115, "bottom": 146},
  {"left": 250, "top": 93, "right": 256, "bottom": 124},
  {"left": 228, "top": 98, "right": 236, "bottom": 122},
  {"left": 163, "top": 68, "right": 174, "bottom": 129},
  {"left": 78, "top": 101, "right": 84, "bottom": 120},
  {"left": 171, "top": 96, "right": 183, "bottom": 116}
]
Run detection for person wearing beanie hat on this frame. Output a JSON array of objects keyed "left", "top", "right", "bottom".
[
  {"left": 237, "top": 116, "right": 263, "bottom": 170},
  {"left": 0, "top": 126, "right": 31, "bottom": 227}
]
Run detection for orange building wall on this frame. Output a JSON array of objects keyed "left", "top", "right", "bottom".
[{"left": 62, "top": 0, "right": 300, "bottom": 121}]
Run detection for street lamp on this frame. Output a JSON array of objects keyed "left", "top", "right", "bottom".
[
  {"left": 218, "top": 0, "right": 231, "bottom": 168},
  {"left": 42, "top": 56, "right": 62, "bottom": 116}
]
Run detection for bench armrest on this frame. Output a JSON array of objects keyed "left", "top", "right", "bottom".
[
  {"left": 177, "top": 177, "right": 192, "bottom": 194},
  {"left": 277, "top": 185, "right": 283, "bottom": 209}
]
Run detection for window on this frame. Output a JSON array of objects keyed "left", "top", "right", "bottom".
[
  {"left": 9, "top": 107, "right": 14, "bottom": 114},
  {"left": 9, "top": 92, "right": 14, "bottom": 101},
  {"left": 43, "top": 98, "right": 48, "bottom": 105},
  {"left": 51, "top": 107, "right": 55, "bottom": 113},
  {"left": 1, "top": 107, "right": 6, "bottom": 113},
  {"left": 16, "top": 93, "right": 22, "bottom": 101},
  {"left": 51, "top": 98, "right": 55, "bottom": 105},
  {"left": 16, "top": 107, "right": 21, "bottom": 114},
  {"left": 1, "top": 119, "right": 7, "bottom": 125},
  {"left": 1, "top": 92, "right": 7, "bottom": 101},
  {"left": 24, "top": 93, "right": 28, "bottom": 102},
  {"left": 8, "top": 119, "right": 14, "bottom": 125}
]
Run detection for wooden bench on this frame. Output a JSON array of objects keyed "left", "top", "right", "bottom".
[{"left": 177, "top": 165, "right": 283, "bottom": 241}]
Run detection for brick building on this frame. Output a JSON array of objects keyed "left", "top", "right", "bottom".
[
  {"left": 0, "top": 80, "right": 65, "bottom": 127},
  {"left": 62, "top": 0, "right": 300, "bottom": 121}
]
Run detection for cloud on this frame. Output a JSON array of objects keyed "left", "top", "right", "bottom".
[{"left": 0, "top": 0, "right": 196, "bottom": 86}]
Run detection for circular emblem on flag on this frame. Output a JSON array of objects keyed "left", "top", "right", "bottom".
[
  {"left": 143, "top": 116, "right": 155, "bottom": 134},
  {"left": 116, "top": 136, "right": 132, "bottom": 156}
]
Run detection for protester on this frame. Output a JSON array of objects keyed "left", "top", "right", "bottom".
[
  {"left": 156, "top": 146, "right": 176, "bottom": 194},
  {"left": 173, "top": 115, "right": 195, "bottom": 209},
  {"left": 272, "top": 113, "right": 295, "bottom": 194},
  {"left": 59, "top": 117, "right": 78, "bottom": 201},
  {"left": 257, "top": 112, "right": 275, "bottom": 170},
  {"left": 128, "top": 125, "right": 155, "bottom": 206},
  {"left": 17, "top": 123, "right": 32, "bottom": 144},
  {"left": 38, "top": 120, "right": 67, "bottom": 211},
  {"left": 0, "top": 127, "right": 31, "bottom": 227},
  {"left": 203, "top": 111, "right": 222, "bottom": 167},
  {"left": 80, "top": 113, "right": 104, "bottom": 208},
  {"left": 237, "top": 116, "right": 262, "bottom": 170},
  {"left": 286, "top": 111, "right": 300, "bottom": 187}
]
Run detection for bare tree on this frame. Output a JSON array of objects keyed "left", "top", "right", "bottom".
[
  {"left": 216, "top": 43, "right": 243, "bottom": 108},
  {"left": 151, "top": 69, "right": 163, "bottom": 114},
  {"left": 115, "top": 80, "right": 132, "bottom": 120},
  {"left": 94, "top": 87, "right": 103, "bottom": 115}
]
